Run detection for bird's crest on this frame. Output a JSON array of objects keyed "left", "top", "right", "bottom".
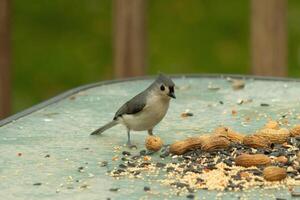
[{"left": 155, "top": 74, "right": 175, "bottom": 87}]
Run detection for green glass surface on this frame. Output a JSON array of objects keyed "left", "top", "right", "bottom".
[{"left": 1, "top": 76, "right": 300, "bottom": 200}]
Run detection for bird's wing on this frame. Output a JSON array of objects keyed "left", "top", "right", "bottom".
[{"left": 114, "top": 92, "right": 147, "bottom": 119}]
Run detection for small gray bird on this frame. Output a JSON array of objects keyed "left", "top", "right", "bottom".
[{"left": 90, "top": 74, "right": 175, "bottom": 148}]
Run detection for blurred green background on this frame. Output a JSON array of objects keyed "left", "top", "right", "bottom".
[{"left": 11, "top": 0, "right": 300, "bottom": 113}]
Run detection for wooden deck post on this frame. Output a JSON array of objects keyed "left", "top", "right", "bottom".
[
  {"left": 251, "top": 0, "right": 287, "bottom": 77},
  {"left": 0, "top": 0, "right": 11, "bottom": 119},
  {"left": 113, "top": 0, "right": 147, "bottom": 78}
]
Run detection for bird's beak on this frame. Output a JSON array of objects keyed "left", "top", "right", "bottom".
[{"left": 168, "top": 92, "right": 176, "bottom": 99}]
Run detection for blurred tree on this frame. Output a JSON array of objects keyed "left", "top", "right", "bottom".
[
  {"left": 148, "top": 0, "right": 250, "bottom": 75},
  {"left": 0, "top": 0, "right": 11, "bottom": 119},
  {"left": 113, "top": 0, "right": 147, "bottom": 78},
  {"left": 251, "top": 0, "right": 287, "bottom": 76},
  {"left": 8, "top": 0, "right": 300, "bottom": 115},
  {"left": 12, "top": 0, "right": 112, "bottom": 112}
]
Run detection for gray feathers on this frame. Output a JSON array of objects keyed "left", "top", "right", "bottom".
[
  {"left": 113, "top": 91, "right": 147, "bottom": 120},
  {"left": 113, "top": 74, "right": 174, "bottom": 120},
  {"left": 90, "top": 120, "right": 118, "bottom": 135},
  {"left": 156, "top": 74, "right": 175, "bottom": 87}
]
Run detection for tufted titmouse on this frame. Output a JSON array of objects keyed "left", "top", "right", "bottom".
[{"left": 90, "top": 74, "right": 175, "bottom": 147}]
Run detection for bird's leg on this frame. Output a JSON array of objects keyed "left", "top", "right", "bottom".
[
  {"left": 148, "top": 129, "right": 153, "bottom": 136},
  {"left": 126, "top": 129, "right": 137, "bottom": 149},
  {"left": 126, "top": 129, "right": 132, "bottom": 145}
]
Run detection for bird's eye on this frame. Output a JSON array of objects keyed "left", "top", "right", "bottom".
[{"left": 160, "top": 85, "right": 165, "bottom": 91}]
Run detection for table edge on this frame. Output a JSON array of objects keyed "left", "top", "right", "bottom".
[{"left": 1, "top": 73, "right": 299, "bottom": 127}]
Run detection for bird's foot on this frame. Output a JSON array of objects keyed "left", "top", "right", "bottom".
[
  {"left": 126, "top": 142, "right": 137, "bottom": 149},
  {"left": 148, "top": 129, "right": 153, "bottom": 136}
]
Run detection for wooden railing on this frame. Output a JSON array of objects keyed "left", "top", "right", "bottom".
[
  {"left": 251, "top": 0, "right": 287, "bottom": 76},
  {"left": 113, "top": 0, "right": 147, "bottom": 78},
  {"left": 0, "top": 0, "right": 288, "bottom": 119},
  {"left": 0, "top": 0, "right": 11, "bottom": 119}
]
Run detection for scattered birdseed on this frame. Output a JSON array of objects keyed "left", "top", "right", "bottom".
[
  {"left": 127, "top": 162, "right": 136, "bottom": 167},
  {"left": 146, "top": 150, "right": 156, "bottom": 155},
  {"left": 99, "top": 161, "right": 108, "bottom": 167},
  {"left": 237, "top": 99, "right": 244, "bottom": 105},
  {"left": 166, "top": 167, "right": 175, "bottom": 172},
  {"left": 122, "top": 157, "right": 129, "bottom": 161},
  {"left": 109, "top": 188, "right": 119, "bottom": 192},
  {"left": 156, "top": 162, "right": 166, "bottom": 168},
  {"left": 80, "top": 184, "right": 89, "bottom": 189},
  {"left": 181, "top": 110, "right": 194, "bottom": 118},
  {"left": 108, "top": 121, "right": 300, "bottom": 198},
  {"left": 112, "top": 156, "right": 119, "bottom": 161},
  {"left": 131, "top": 155, "right": 140, "bottom": 160},
  {"left": 232, "top": 110, "right": 237, "bottom": 115},
  {"left": 186, "top": 194, "right": 195, "bottom": 199},
  {"left": 133, "top": 171, "right": 141, "bottom": 176},
  {"left": 207, "top": 84, "right": 220, "bottom": 90},
  {"left": 231, "top": 79, "right": 245, "bottom": 90},
  {"left": 140, "top": 150, "right": 147, "bottom": 156},
  {"left": 160, "top": 152, "right": 170, "bottom": 158},
  {"left": 171, "top": 182, "right": 189, "bottom": 188},
  {"left": 113, "top": 146, "right": 121, "bottom": 151},
  {"left": 119, "top": 164, "right": 127, "bottom": 169},
  {"left": 78, "top": 166, "right": 84, "bottom": 172},
  {"left": 291, "top": 191, "right": 300, "bottom": 197},
  {"left": 69, "top": 96, "right": 76, "bottom": 100},
  {"left": 260, "top": 103, "right": 270, "bottom": 107},
  {"left": 143, "top": 186, "right": 150, "bottom": 191},
  {"left": 122, "top": 151, "right": 131, "bottom": 156},
  {"left": 143, "top": 156, "right": 151, "bottom": 161}
]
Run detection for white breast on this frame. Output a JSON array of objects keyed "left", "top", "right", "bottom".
[{"left": 121, "top": 93, "right": 170, "bottom": 131}]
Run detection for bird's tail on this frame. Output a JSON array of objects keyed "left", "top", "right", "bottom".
[{"left": 90, "top": 120, "right": 118, "bottom": 135}]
